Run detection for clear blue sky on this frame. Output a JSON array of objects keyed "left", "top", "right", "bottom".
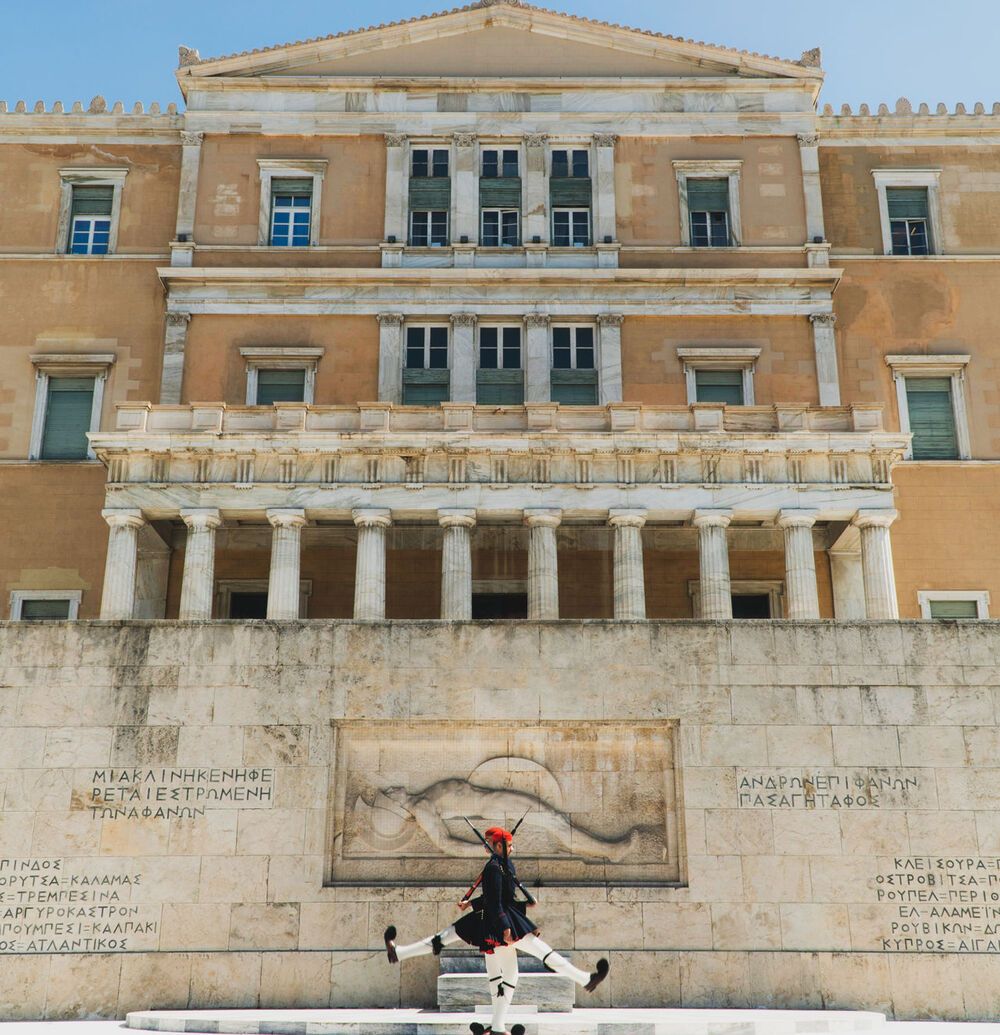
[{"left": 2, "top": 0, "right": 996, "bottom": 112}]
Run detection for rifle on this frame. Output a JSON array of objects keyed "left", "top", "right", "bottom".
[
  {"left": 463, "top": 815, "right": 537, "bottom": 907},
  {"left": 459, "top": 808, "right": 532, "bottom": 905}
]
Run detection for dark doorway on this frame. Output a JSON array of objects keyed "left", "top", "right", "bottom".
[
  {"left": 472, "top": 592, "right": 529, "bottom": 619},
  {"left": 731, "top": 593, "right": 771, "bottom": 619},
  {"left": 229, "top": 591, "right": 269, "bottom": 619}
]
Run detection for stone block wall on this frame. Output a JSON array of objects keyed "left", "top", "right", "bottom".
[{"left": 0, "top": 620, "right": 998, "bottom": 1020}]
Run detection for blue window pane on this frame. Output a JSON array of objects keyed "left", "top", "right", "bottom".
[
  {"left": 95, "top": 220, "right": 111, "bottom": 231},
  {"left": 273, "top": 212, "right": 290, "bottom": 224},
  {"left": 292, "top": 197, "right": 311, "bottom": 208},
  {"left": 292, "top": 234, "right": 309, "bottom": 245},
  {"left": 70, "top": 243, "right": 88, "bottom": 254},
  {"left": 274, "top": 195, "right": 293, "bottom": 205},
  {"left": 272, "top": 233, "right": 289, "bottom": 246},
  {"left": 92, "top": 242, "right": 109, "bottom": 254}
]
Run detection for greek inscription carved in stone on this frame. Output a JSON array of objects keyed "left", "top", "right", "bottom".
[{"left": 737, "top": 768, "right": 923, "bottom": 809}]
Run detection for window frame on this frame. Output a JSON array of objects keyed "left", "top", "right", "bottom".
[
  {"left": 256, "top": 159, "right": 328, "bottom": 247},
  {"left": 678, "top": 347, "right": 760, "bottom": 406},
  {"left": 917, "top": 590, "right": 990, "bottom": 620},
  {"left": 480, "top": 147, "right": 520, "bottom": 179},
  {"left": 409, "top": 209, "right": 450, "bottom": 247},
  {"left": 477, "top": 324, "right": 524, "bottom": 371},
  {"left": 404, "top": 324, "right": 451, "bottom": 371},
  {"left": 551, "top": 207, "right": 591, "bottom": 248},
  {"left": 480, "top": 208, "right": 521, "bottom": 247},
  {"left": 29, "top": 353, "right": 115, "bottom": 461},
  {"left": 872, "top": 169, "right": 943, "bottom": 257},
  {"left": 550, "top": 148, "right": 590, "bottom": 179},
  {"left": 241, "top": 347, "right": 324, "bottom": 405},
  {"left": 551, "top": 324, "right": 597, "bottom": 371},
  {"left": 886, "top": 354, "right": 971, "bottom": 460},
  {"left": 673, "top": 160, "right": 743, "bottom": 248},
  {"left": 268, "top": 185, "right": 314, "bottom": 248},
  {"left": 57, "top": 168, "right": 128, "bottom": 255},
  {"left": 9, "top": 589, "right": 82, "bottom": 621},
  {"left": 410, "top": 147, "right": 450, "bottom": 179}
]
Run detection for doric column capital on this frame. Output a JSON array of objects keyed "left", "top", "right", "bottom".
[
  {"left": 353, "top": 508, "right": 392, "bottom": 529},
  {"left": 450, "top": 312, "right": 478, "bottom": 329},
  {"left": 593, "top": 133, "right": 618, "bottom": 147},
  {"left": 524, "top": 133, "right": 548, "bottom": 148},
  {"left": 797, "top": 133, "right": 820, "bottom": 148},
  {"left": 608, "top": 508, "right": 646, "bottom": 529},
  {"left": 166, "top": 312, "right": 191, "bottom": 328},
  {"left": 597, "top": 313, "right": 625, "bottom": 328},
  {"left": 377, "top": 312, "right": 405, "bottom": 328},
  {"left": 525, "top": 313, "right": 550, "bottom": 328},
  {"left": 266, "top": 508, "right": 307, "bottom": 530},
  {"left": 810, "top": 312, "right": 837, "bottom": 328},
  {"left": 692, "top": 509, "right": 733, "bottom": 529},
  {"left": 102, "top": 508, "right": 145, "bottom": 531},
  {"left": 384, "top": 133, "right": 408, "bottom": 147},
  {"left": 853, "top": 508, "right": 898, "bottom": 530},
  {"left": 777, "top": 509, "right": 818, "bottom": 530},
  {"left": 180, "top": 508, "right": 222, "bottom": 531},
  {"left": 180, "top": 131, "right": 204, "bottom": 147},
  {"left": 452, "top": 132, "right": 477, "bottom": 147},
  {"left": 438, "top": 508, "right": 477, "bottom": 529},
  {"left": 524, "top": 508, "right": 561, "bottom": 529}
]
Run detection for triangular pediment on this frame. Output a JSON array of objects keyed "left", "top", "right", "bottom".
[{"left": 179, "top": 2, "right": 819, "bottom": 83}]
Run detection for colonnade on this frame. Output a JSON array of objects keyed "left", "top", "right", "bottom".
[{"left": 99, "top": 507, "right": 900, "bottom": 622}]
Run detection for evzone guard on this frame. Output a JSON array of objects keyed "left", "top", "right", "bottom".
[{"left": 384, "top": 818, "right": 609, "bottom": 1035}]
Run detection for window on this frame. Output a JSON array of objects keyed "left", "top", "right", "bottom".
[
  {"left": 410, "top": 210, "right": 449, "bottom": 247},
  {"left": 695, "top": 369, "right": 744, "bottom": 405},
  {"left": 551, "top": 149, "right": 589, "bottom": 178},
  {"left": 472, "top": 580, "right": 528, "bottom": 619},
  {"left": 242, "top": 348, "right": 323, "bottom": 406},
  {"left": 482, "top": 149, "right": 519, "bottom": 178},
  {"left": 29, "top": 353, "right": 114, "bottom": 462},
  {"left": 229, "top": 592, "right": 269, "bottom": 619},
  {"left": 918, "top": 591, "right": 990, "bottom": 620},
  {"left": 886, "top": 355, "right": 970, "bottom": 460},
  {"left": 256, "top": 160, "right": 327, "bottom": 247},
  {"left": 552, "top": 208, "right": 590, "bottom": 247},
  {"left": 57, "top": 168, "right": 127, "bottom": 255},
  {"left": 9, "top": 590, "right": 82, "bottom": 621},
  {"left": 551, "top": 326, "right": 597, "bottom": 405},
  {"left": 269, "top": 179, "right": 312, "bottom": 247},
  {"left": 403, "top": 326, "right": 450, "bottom": 405},
  {"left": 731, "top": 594, "right": 771, "bottom": 619},
  {"left": 68, "top": 186, "right": 113, "bottom": 254},
  {"left": 872, "top": 170, "right": 942, "bottom": 256},
  {"left": 216, "top": 579, "right": 310, "bottom": 619},
  {"left": 674, "top": 161, "right": 743, "bottom": 248},
  {"left": 688, "top": 579, "right": 784, "bottom": 619},
  {"left": 478, "top": 326, "right": 523, "bottom": 405},
  {"left": 412, "top": 149, "right": 449, "bottom": 178},
  {"left": 481, "top": 209, "right": 519, "bottom": 247},
  {"left": 678, "top": 348, "right": 759, "bottom": 406},
  {"left": 888, "top": 188, "right": 930, "bottom": 255}
]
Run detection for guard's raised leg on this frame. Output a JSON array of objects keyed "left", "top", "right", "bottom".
[
  {"left": 515, "top": 932, "right": 608, "bottom": 992},
  {"left": 386, "top": 923, "right": 461, "bottom": 963}
]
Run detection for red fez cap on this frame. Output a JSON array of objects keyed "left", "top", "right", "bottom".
[{"left": 484, "top": 826, "right": 513, "bottom": 844}]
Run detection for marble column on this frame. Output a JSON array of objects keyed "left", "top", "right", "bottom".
[
  {"left": 609, "top": 508, "right": 646, "bottom": 620},
  {"left": 797, "top": 133, "right": 826, "bottom": 243},
  {"left": 693, "top": 510, "right": 733, "bottom": 620},
  {"left": 100, "top": 509, "right": 146, "bottom": 620},
  {"left": 525, "top": 509, "right": 560, "bottom": 620},
  {"left": 854, "top": 509, "right": 900, "bottom": 619},
  {"left": 179, "top": 508, "right": 222, "bottom": 621},
  {"left": 593, "top": 134, "right": 618, "bottom": 244},
  {"left": 160, "top": 312, "right": 190, "bottom": 405},
  {"left": 450, "top": 313, "right": 477, "bottom": 404},
  {"left": 597, "top": 313, "right": 624, "bottom": 404},
  {"left": 377, "top": 313, "right": 404, "bottom": 404},
  {"left": 525, "top": 313, "right": 551, "bottom": 403},
  {"left": 171, "top": 130, "right": 203, "bottom": 267},
  {"left": 452, "top": 133, "right": 478, "bottom": 245},
  {"left": 353, "top": 508, "right": 392, "bottom": 620},
  {"left": 810, "top": 313, "right": 841, "bottom": 406},
  {"left": 778, "top": 510, "right": 820, "bottom": 620},
  {"left": 266, "top": 509, "right": 307, "bottom": 620},
  {"left": 523, "top": 134, "right": 549, "bottom": 247},
  {"left": 439, "top": 509, "right": 476, "bottom": 620},
  {"left": 383, "top": 133, "right": 408, "bottom": 245}
]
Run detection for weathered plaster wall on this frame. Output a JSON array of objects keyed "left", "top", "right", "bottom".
[{"left": 0, "top": 621, "right": 997, "bottom": 1020}]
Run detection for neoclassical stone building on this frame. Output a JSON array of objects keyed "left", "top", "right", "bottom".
[{"left": 1, "top": 1, "right": 1000, "bottom": 1021}]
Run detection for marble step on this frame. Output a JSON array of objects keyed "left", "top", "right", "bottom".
[
  {"left": 439, "top": 950, "right": 555, "bottom": 974},
  {"left": 125, "top": 1007, "right": 888, "bottom": 1035},
  {"left": 438, "top": 972, "right": 574, "bottom": 1012}
]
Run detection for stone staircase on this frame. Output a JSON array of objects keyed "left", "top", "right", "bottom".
[{"left": 438, "top": 949, "right": 575, "bottom": 1013}]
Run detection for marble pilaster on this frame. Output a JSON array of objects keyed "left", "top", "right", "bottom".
[
  {"left": 597, "top": 313, "right": 624, "bottom": 404},
  {"left": 160, "top": 313, "right": 191, "bottom": 405},
  {"left": 377, "top": 313, "right": 405, "bottom": 405},
  {"left": 450, "top": 313, "right": 477, "bottom": 404},
  {"left": 523, "top": 134, "right": 549, "bottom": 246},
  {"left": 525, "top": 313, "right": 551, "bottom": 403},
  {"left": 810, "top": 313, "right": 841, "bottom": 407}
]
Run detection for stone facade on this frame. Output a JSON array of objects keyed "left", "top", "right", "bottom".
[{"left": 0, "top": 621, "right": 999, "bottom": 1020}]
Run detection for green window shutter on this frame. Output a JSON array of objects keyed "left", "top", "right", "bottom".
[
  {"left": 477, "top": 369, "right": 524, "bottom": 405},
  {"left": 887, "top": 187, "right": 929, "bottom": 220},
  {"left": 21, "top": 598, "right": 72, "bottom": 621},
  {"left": 270, "top": 177, "right": 313, "bottom": 196},
  {"left": 549, "top": 178, "right": 592, "bottom": 207},
  {"left": 695, "top": 369, "right": 744, "bottom": 405},
  {"left": 687, "top": 178, "right": 729, "bottom": 212},
  {"left": 256, "top": 369, "right": 306, "bottom": 405},
  {"left": 928, "top": 599, "right": 979, "bottom": 619},
  {"left": 41, "top": 377, "right": 95, "bottom": 460},
  {"left": 403, "top": 369, "right": 450, "bottom": 406},
  {"left": 71, "top": 185, "right": 113, "bottom": 217},
  {"left": 551, "top": 369, "right": 598, "bottom": 406},
  {"left": 409, "top": 177, "right": 451, "bottom": 209},
  {"left": 906, "top": 378, "right": 958, "bottom": 459},
  {"left": 480, "top": 178, "right": 522, "bottom": 208}
]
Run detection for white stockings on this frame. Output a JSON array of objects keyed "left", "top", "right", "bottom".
[
  {"left": 486, "top": 944, "right": 518, "bottom": 1033},
  {"left": 515, "top": 933, "right": 590, "bottom": 986},
  {"left": 394, "top": 924, "right": 463, "bottom": 961}
]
